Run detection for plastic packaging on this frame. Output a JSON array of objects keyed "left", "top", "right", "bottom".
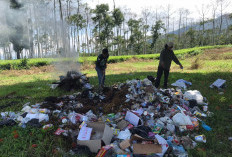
[
  {"left": 167, "top": 123, "right": 175, "bottom": 132},
  {"left": 195, "top": 135, "right": 206, "bottom": 143},
  {"left": 61, "top": 117, "right": 68, "bottom": 123},
  {"left": 42, "top": 124, "right": 54, "bottom": 132},
  {"left": 201, "top": 121, "right": 212, "bottom": 131},
  {"left": 117, "top": 129, "right": 131, "bottom": 140},
  {"left": 172, "top": 113, "right": 193, "bottom": 126}
]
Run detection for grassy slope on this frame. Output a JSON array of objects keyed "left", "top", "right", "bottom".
[{"left": 0, "top": 48, "right": 232, "bottom": 157}]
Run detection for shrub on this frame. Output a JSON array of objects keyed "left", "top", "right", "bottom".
[
  {"left": 34, "top": 61, "right": 49, "bottom": 67},
  {"left": 19, "top": 58, "right": 29, "bottom": 69},
  {"left": 0, "top": 63, "right": 11, "bottom": 70},
  {"left": 190, "top": 57, "right": 202, "bottom": 69}
]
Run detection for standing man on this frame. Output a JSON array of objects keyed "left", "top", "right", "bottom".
[
  {"left": 155, "top": 42, "right": 183, "bottom": 88},
  {"left": 95, "top": 48, "right": 109, "bottom": 90}
]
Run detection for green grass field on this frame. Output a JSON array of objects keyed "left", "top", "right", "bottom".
[
  {"left": 0, "top": 47, "right": 232, "bottom": 157},
  {"left": 0, "top": 45, "right": 231, "bottom": 70}
]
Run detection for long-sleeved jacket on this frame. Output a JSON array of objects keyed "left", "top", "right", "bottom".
[
  {"left": 96, "top": 54, "right": 108, "bottom": 70},
  {"left": 158, "top": 48, "right": 181, "bottom": 70}
]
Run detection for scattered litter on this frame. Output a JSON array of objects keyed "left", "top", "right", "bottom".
[
  {"left": 195, "top": 135, "right": 206, "bottom": 143},
  {"left": 0, "top": 73, "right": 214, "bottom": 156},
  {"left": 184, "top": 90, "right": 204, "bottom": 105},
  {"left": 210, "top": 79, "right": 226, "bottom": 89},
  {"left": 171, "top": 79, "right": 192, "bottom": 89}
]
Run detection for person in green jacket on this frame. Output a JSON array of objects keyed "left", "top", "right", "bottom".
[
  {"left": 155, "top": 42, "right": 183, "bottom": 88},
  {"left": 95, "top": 48, "right": 109, "bottom": 89}
]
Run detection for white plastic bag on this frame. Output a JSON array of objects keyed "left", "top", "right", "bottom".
[
  {"left": 117, "top": 129, "right": 131, "bottom": 140},
  {"left": 172, "top": 113, "right": 193, "bottom": 126},
  {"left": 184, "top": 90, "right": 204, "bottom": 105}
]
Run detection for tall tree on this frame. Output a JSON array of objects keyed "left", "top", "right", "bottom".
[
  {"left": 177, "top": 8, "right": 184, "bottom": 44},
  {"left": 210, "top": 0, "right": 219, "bottom": 45},
  {"left": 197, "top": 3, "right": 209, "bottom": 46},
  {"left": 141, "top": 8, "right": 151, "bottom": 54},
  {"left": 150, "top": 20, "right": 165, "bottom": 52},
  {"left": 68, "top": 14, "right": 86, "bottom": 53},
  {"left": 112, "top": 8, "right": 124, "bottom": 55},
  {"left": 127, "top": 18, "right": 143, "bottom": 54},
  {"left": 92, "top": 4, "right": 113, "bottom": 52},
  {"left": 218, "top": 0, "right": 231, "bottom": 34},
  {"left": 163, "top": 4, "right": 174, "bottom": 41}
]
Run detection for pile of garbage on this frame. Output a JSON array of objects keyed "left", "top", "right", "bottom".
[
  {"left": 0, "top": 77, "right": 214, "bottom": 157},
  {"left": 50, "top": 71, "right": 92, "bottom": 91}
]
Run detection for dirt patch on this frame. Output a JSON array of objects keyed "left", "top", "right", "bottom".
[
  {"left": 201, "top": 47, "right": 232, "bottom": 60},
  {"left": 204, "top": 47, "right": 232, "bottom": 54},
  {"left": 80, "top": 63, "right": 95, "bottom": 71},
  {"left": 40, "top": 85, "right": 130, "bottom": 116},
  {"left": 73, "top": 86, "right": 130, "bottom": 114},
  {"left": 101, "top": 85, "right": 130, "bottom": 113},
  {"left": 126, "top": 58, "right": 153, "bottom": 62}
]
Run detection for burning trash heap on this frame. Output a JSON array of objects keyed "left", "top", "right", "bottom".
[
  {"left": 0, "top": 73, "right": 213, "bottom": 157},
  {"left": 50, "top": 71, "right": 92, "bottom": 91}
]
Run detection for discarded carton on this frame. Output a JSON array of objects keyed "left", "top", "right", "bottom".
[
  {"left": 119, "top": 139, "right": 131, "bottom": 150},
  {"left": 77, "top": 122, "right": 113, "bottom": 153},
  {"left": 117, "top": 120, "right": 130, "bottom": 130},
  {"left": 133, "top": 144, "right": 162, "bottom": 154},
  {"left": 119, "top": 134, "right": 162, "bottom": 154}
]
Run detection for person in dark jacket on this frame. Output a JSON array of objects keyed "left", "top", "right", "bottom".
[
  {"left": 95, "top": 48, "right": 109, "bottom": 89},
  {"left": 155, "top": 42, "right": 183, "bottom": 88}
]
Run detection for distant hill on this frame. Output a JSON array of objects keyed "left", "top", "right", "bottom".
[{"left": 169, "top": 13, "right": 232, "bottom": 35}]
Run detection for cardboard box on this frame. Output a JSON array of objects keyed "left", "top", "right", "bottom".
[
  {"left": 133, "top": 144, "right": 162, "bottom": 154},
  {"left": 119, "top": 134, "right": 162, "bottom": 154},
  {"left": 119, "top": 139, "right": 131, "bottom": 150},
  {"left": 77, "top": 122, "right": 113, "bottom": 153},
  {"left": 117, "top": 120, "right": 130, "bottom": 130}
]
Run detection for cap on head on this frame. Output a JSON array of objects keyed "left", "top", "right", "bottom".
[{"left": 167, "top": 42, "right": 174, "bottom": 48}]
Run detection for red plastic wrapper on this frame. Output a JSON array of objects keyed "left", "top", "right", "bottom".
[
  {"left": 54, "top": 128, "right": 64, "bottom": 135},
  {"left": 96, "top": 145, "right": 113, "bottom": 157}
]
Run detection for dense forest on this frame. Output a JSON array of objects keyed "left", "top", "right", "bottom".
[{"left": 0, "top": 0, "right": 231, "bottom": 60}]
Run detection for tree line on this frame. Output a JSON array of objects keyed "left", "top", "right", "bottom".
[{"left": 0, "top": 0, "right": 231, "bottom": 60}]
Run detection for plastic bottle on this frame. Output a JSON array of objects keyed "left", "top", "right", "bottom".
[{"left": 115, "top": 112, "right": 121, "bottom": 119}]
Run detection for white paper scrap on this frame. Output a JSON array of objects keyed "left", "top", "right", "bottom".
[
  {"left": 77, "top": 126, "right": 92, "bottom": 141},
  {"left": 125, "top": 111, "right": 140, "bottom": 126}
]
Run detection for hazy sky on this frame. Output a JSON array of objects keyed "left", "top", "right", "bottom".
[{"left": 88, "top": 0, "right": 231, "bottom": 19}]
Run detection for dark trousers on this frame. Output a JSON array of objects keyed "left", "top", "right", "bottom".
[
  {"left": 155, "top": 66, "right": 170, "bottom": 88},
  {"left": 95, "top": 67, "right": 105, "bottom": 87}
]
